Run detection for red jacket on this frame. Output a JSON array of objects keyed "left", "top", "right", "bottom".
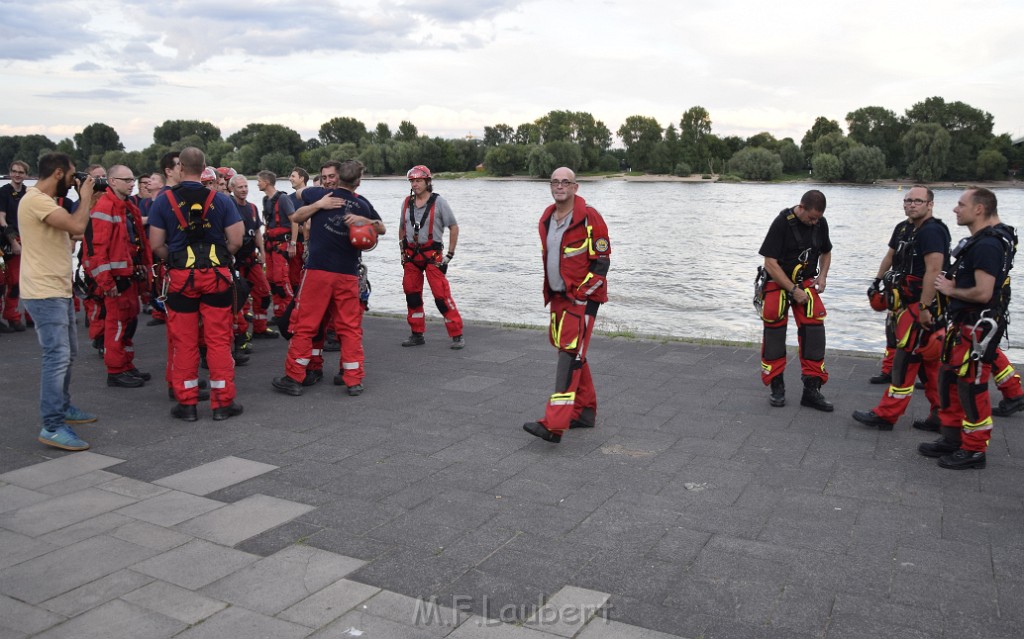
[
  {"left": 84, "top": 190, "right": 152, "bottom": 293},
  {"left": 539, "top": 195, "right": 611, "bottom": 306}
]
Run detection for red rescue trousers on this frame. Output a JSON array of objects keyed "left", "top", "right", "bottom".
[
  {"left": 265, "top": 239, "right": 293, "bottom": 318},
  {"left": 941, "top": 325, "right": 995, "bottom": 452},
  {"left": 166, "top": 268, "right": 235, "bottom": 408},
  {"left": 538, "top": 295, "right": 599, "bottom": 436},
  {"left": 403, "top": 259, "right": 463, "bottom": 337},
  {"left": 284, "top": 269, "right": 364, "bottom": 386},
  {"left": 760, "top": 279, "right": 828, "bottom": 385},
  {"left": 86, "top": 297, "right": 105, "bottom": 342},
  {"left": 2, "top": 253, "right": 21, "bottom": 323},
  {"left": 102, "top": 280, "right": 142, "bottom": 374},
  {"left": 289, "top": 239, "right": 304, "bottom": 292},
  {"left": 239, "top": 261, "right": 271, "bottom": 333}
]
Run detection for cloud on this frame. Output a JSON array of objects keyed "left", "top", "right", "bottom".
[
  {"left": 0, "top": 2, "right": 96, "bottom": 60},
  {"left": 73, "top": 61, "right": 102, "bottom": 71},
  {"left": 385, "top": 0, "right": 526, "bottom": 23},
  {"left": 36, "top": 88, "right": 143, "bottom": 102}
]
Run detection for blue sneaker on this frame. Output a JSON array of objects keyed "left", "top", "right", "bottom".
[
  {"left": 38, "top": 426, "right": 90, "bottom": 451},
  {"left": 64, "top": 406, "right": 98, "bottom": 424}
]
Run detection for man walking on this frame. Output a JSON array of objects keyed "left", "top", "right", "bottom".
[
  {"left": 19, "top": 153, "right": 98, "bottom": 450},
  {"left": 523, "top": 167, "right": 611, "bottom": 444}
]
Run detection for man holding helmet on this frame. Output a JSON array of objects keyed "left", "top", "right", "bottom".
[
  {"left": 272, "top": 160, "right": 385, "bottom": 397},
  {"left": 399, "top": 164, "right": 465, "bottom": 349}
]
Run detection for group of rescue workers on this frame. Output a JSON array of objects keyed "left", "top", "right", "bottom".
[
  {"left": 5, "top": 147, "right": 1019, "bottom": 471},
  {"left": 757, "top": 186, "right": 1019, "bottom": 471}
]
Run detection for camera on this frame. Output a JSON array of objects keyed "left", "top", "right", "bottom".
[{"left": 73, "top": 171, "right": 108, "bottom": 192}]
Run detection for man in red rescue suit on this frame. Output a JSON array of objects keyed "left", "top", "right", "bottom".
[
  {"left": 757, "top": 189, "right": 833, "bottom": 412},
  {"left": 148, "top": 147, "right": 244, "bottom": 422},
  {"left": 523, "top": 167, "right": 610, "bottom": 444},
  {"left": 0, "top": 160, "right": 30, "bottom": 331},
  {"left": 258, "top": 170, "right": 295, "bottom": 322},
  {"left": 272, "top": 160, "right": 385, "bottom": 398},
  {"left": 84, "top": 165, "right": 153, "bottom": 388},
  {"left": 919, "top": 188, "right": 1017, "bottom": 470},
  {"left": 228, "top": 174, "right": 275, "bottom": 339},
  {"left": 399, "top": 164, "right": 465, "bottom": 349},
  {"left": 852, "top": 186, "right": 952, "bottom": 430}
]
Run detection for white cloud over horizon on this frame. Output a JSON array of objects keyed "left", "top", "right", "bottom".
[{"left": 1, "top": 0, "right": 1021, "bottom": 151}]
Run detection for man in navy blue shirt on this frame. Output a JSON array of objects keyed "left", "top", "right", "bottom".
[{"left": 272, "top": 160, "right": 385, "bottom": 397}]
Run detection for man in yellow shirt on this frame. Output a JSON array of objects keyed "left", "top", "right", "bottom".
[{"left": 19, "top": 153, "right": 97, "bottom": 451}]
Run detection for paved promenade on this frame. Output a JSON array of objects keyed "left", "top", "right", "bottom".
[{"left": 2, "top": 314, "right": 1024, "bottom": 639}]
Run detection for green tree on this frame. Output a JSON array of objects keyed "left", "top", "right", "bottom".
[
  {"left": 905, "top": 97, "right": 993, "bottom": 179},
  {"left": 662, "top": 124, "right": 682, "bottom": 171},
  {"left": 484, "top": 144, "right": 522, "bottom": 176},
  {"left": 153, "top": 120, "right": 221, "bottom": 147},
  {"left": 205, "top": 140, "right": 234, "bottom": 168},
  {"left": 372, "top": 123, "right": 392, "bottom": 144},
  {"left": 800, "top": 116, "right": 842, "bottom": 159},
  {"left": 527, "top": 145, "right": 556, "bottom": 178},
  {"left": 842, "top": 146, "right": 886, "bottom": 183},
  {"left": 976, "top": 149, "right": 1008, "bottom": 181},
  {"left": 745, "top": 132, "right": 778, "bottom": 149},
  {"left": 812, "top": 131, "right": 855, "bottom": 158},
  {"left": 728, "top": 147, "right": 783, "bottom": 180},
  {"left": 514, "top": 123, "right": 541, "bottom": 145},
  {"left": 74, "top": 123, "right": 123, "bottom": 165},
  {"left": 394, "top": 120, "right": 419, "bottom": 142},
  {"left": 358, "top": 144, "right": 386, "bottom": 175},
  {"left": 226, "top": 123, "right": 304, "bottom": 166},
  {"left": 260, "top": 151, "right": 296, "bottom": 175},
  {"left": 617, "top": 115, "right": 662, "bottom": 171},
  {"left": 846, "top": 106, "right": 906, "bottom": 171},
  {"left": 8, "top": 135, "right": 59, "bottom": 168},
  {"left": 679, "top": 106, "right": 712, "bottom": 169},
  {"left": 811, "top": 153, "right": 842, "bottom": 182},
  {"left": 318, "top": 117, "right": 368, "bottom": 146},
  {"left": 543, "top": 140, "right": 582, "bottom": 172},
  {"left": 778, "top": 139, "right": 804, "bottom": 173},
  {"left": 483, "top": 124, "right": 515, "bottom": 147},
  {"left": 902, "top": 122, "right": 951, "bottom": 182}
]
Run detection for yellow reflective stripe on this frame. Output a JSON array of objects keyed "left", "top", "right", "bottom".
[
  {"left": 962, "top": 416, "right": 993, "bottom": 433},
  {"left": 886, "top": 384, "right": 914, "bottom": 399},
  {"left": 994, "top": 365, "right": 1016, "bottom": 384},
  {"left": 550, "top": 312, "right": 558, "bottom": 345},
  {"left": 549, "top": 392, "right": 575, "bottom": 406},
  {"left": 185, "top": 246, "right": 196, "bottom": 268},
  {"left": 586, "top": 225, "right": 595, "bottom": 257},
  {"left": 761, "top": 362, "right": 773, "bottom": 375},
  {"left": 804, "top": 290, "right": 814, "bottom": 318}
]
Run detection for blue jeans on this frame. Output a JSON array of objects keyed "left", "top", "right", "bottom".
[{"left": 23, "top": 297, "right": 77, "bottom": 431}]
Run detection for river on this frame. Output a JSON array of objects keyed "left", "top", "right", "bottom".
[{"left": 4, "top": 177, "right": 1024, "bottom": 359}]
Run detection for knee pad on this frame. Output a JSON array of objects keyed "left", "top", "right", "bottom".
[
  {"left": 165, "top": 292, "right": 199, "bottom": 313},
  {"left": 434, "top": 297, "right": 449, "bottom": 315},
  {"left": 406, "top": 292, "right": 423, "bottom": 309},
  {"left": 956, "top": 379, "right": 988, "bottom": 423},
  {"left": 763, "top": 325, "right": 787, "bottom": 361},
  {"left": 800, "top": 324, "right": 826, "bottom": 362},
  {"left": 938, "top": 368, "right": 956, "bottom": 408},
  {"left": 201, "top": 288, "right": 234, "bottom": 308},
  {"left": 260, "top": 295, "right": 271, "bottom": 309}
]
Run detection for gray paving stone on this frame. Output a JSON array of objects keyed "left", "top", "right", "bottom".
[
  {"left": 171, "top": 605, "right": 309, "bottom": 639},
  {"left": 109, "top": 520, "right": 193, "bottom": 551},
  {"left": 201, "top": 544, "right": 363, "bottom": 614},
  {"left": 38, "top": 512, "right": 133, "bottom": 547},
  {"left": 0, "top": 453, "right": 124, "bottom": 490},
  {"left": 0, "top": 484, "right": 49, "bottom": 514},
  {"left": 358, "top": 589, "right": 471, "bottom": 635},
  {"left": 152, "top": 455, "right": 278, "bottom": 495},
  {"left": 113, "top": 489, "right": 223, "bottom": 527},
  {"left": 444, "top": 616, "right": 551, "bottom": 638},
  {"left": 523, "top": 585, "right": 609, "bottom": 637},
  {"left": 175, "top": 493, "right": 315, "bottom": 545},
  {"left": 39, "top": 568, "right": 153, "bottom": 617},
  {"left": 130, "top": 539, "right": 258, "bottom": 589},
  {"left": 121, "top": 580, "right": 227, "bottom": 624},
  {"left": 35, "top": 470, "right": 122, "bottom": 496},
  {"left": 0, "top": 529, "right": 56, "bottom": 570},
  {"left": 30, "top": 599, "right": 186, "bottom": 639},
  {"left": 310, "top": 608, "right": 452, "bottom": 638},
  {"left": 577, "top": 619, "right": 689, "bottom": 639},
  {"left": 0, "top": 593, "right": 64, "bottom": 634},
  {"left": 0, "top": 488, "right": 136, "bottom": 537},
  {"left": 278, "top": 578, "right": 381, "bottom": 628},
  {"left": 96, "top": 476, "right": 170, "bottom": 500},
  {"left": 442, "top": 375, "right": 506, "bottom": 392},
  {"left": 0, "top": 535, "right": 157, "bottom": 604}
]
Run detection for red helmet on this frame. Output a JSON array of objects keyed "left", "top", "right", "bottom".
[
  {"left": 349, "top": 224, "right": 378, "bottom": 251},
  {"left": 216, "top": 167, "right": 237, "bottom": 180},
  {"left": 407, "top": 165, "right": 432, "bottom": 180},
  {"left": 918, "top": 327, "right": 944, "bottom": 361},
  {"left": 868, "top": 290, "right": 887, "bottom": 312},
  {"left": 200, "top": 167, "right": 218, "bottom": 183}
]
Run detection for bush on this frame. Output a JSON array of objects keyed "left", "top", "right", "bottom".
[
  {"left": 842, "top": 145, "right": 886, "bottom": 183},
  {"left": 811, "top": 153, "right": 843, "bottom": 182},
  {"left": 598, "top": 154, "right": 620, "bottom": 172},
  {"left": 727, "top": 147, "right": 783, "bottom": 180},
  {"left": 673, "top": 162, "right": 692, "bottom": 177},
  {"left": 976, "top": 149, "right": 1008, "bottom": 181}
]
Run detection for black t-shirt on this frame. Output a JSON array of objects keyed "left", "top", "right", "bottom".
[
  {"left": 0, "top": 183, "right": 27, "bottom": 233},
  {"left": 300, "top": 187, "right": 381, "bottom": 276},
  {"left": 758, "top": 208, "right": 833, "bottom": 280},
  {"left": 948, "top": 228, "right": 1011, "bottom": 316},
  {"left": 892, "top": 218, "right": 950, "bottom": 279}
]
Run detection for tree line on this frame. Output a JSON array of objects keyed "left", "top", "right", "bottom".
[{"left": 1, "top": 97, "right": 1019, "bottom": 183}]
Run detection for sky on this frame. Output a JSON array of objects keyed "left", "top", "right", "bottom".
[{"left": 1, "top": 0, "right": 1022, "bottom": 151}]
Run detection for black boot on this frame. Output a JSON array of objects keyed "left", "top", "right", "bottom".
[
  {"left": 938, "top": 448, "right": 986, "bottom": 470},
  {"left": 912, "top": 408, "right": 941, "bottom": 432},
  {"left": 918, "top": 425, "right": 961, "bottom": 458},
  {"left": 769, "top": 376, "right": 785, "bottom": 407},
  {"left": 800, "top": 377, "right": 833, "bottom": 412}
]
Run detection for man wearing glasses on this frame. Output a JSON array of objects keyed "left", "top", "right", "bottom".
[
  {"left": 523, "top": 167, "right": 611, "bottom": 444},
  {"left": 83, "top": 165, "right": 153, "bottom": 388},
  {"left": 1, "top": 160, "right": 30, "bottom": 331},
  {"left": 852, "top": 186, "right": 951, "bottom": 431}
]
